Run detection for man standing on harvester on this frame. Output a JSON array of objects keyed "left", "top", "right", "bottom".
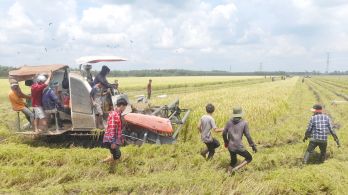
[
  {"left": 147, "top": 79, "right": 152, "bottom": 100},
  {"left": 90, "top": 82, "right": 110, "bottom": 129},
  {"left": 198, "top": 104, "right": 224, "bottom": 160},
  {"left": 223, "top": 106, "right": 257, "bottom": 175},
  {"left": 303, "top": 105, "right": 340, "bottom": 164},
  {"left": 31, "top": 73, "right": 52, "bottom": 132}
]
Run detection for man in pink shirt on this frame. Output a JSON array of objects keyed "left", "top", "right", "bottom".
[{"left": 31, "top": 73, "right": 52, "bottom": 132}]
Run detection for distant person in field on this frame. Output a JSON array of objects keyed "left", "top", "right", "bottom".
[
  {"left": 90, "top": 82, "right": 110, "bottom": 129},
  {"left": 93, "top": 65, "right": 117, "bottom": 89},
  {"left": 31, "top": 73, "right": 52, "bottom": 132},
  {"left": 147, "top": 79, "right": 152, "bottom": 100},
  {"left": 302, "top": 78, "right": 305, "bottom": 83},
  {"left": 8, "top": 82, "right": 34, "bottom": 129},
  {"left": 223, "top": 106, "right": 257, "bottom": 175},
  {"left": 198, "top": 104, "right": 224, "bottom": 160},
  {"left": 303, "top": 105, "right": 340, "bottom": 164},
  {"left": 99, "top": 98, "right": 128, "bottom": 171}
]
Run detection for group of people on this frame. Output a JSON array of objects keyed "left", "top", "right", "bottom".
[
  {"left": 196, "top": 103, "right": 340, "bottom": 175},
  {"left": 9, "top": 72, "right": 70, "bottom": 132}
]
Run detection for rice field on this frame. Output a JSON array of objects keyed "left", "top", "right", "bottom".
[{"left": 1, "top": 76, "right": 348, "bottom": 194}]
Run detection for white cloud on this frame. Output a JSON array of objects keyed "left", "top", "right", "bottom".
[
  {"left": 200, "top": 47, "right": 212, "bottom": 52},
  {"left": 1, "top": 0, "right": 348, "bottom": 72}
]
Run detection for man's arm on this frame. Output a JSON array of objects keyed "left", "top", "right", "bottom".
[
  {"left": 51, "top": 90, "right": 61, "bottom": 106},
  {"left": 328, "top": 117, "right": 340, "bottom": 147},
  {"left": 222, "top": 122, "right": 229, "bottom": 144},
  {"left": 214, "top": 128, "right": 224, "bottom": 132},
  {"left": 304, "top": 117, "right": 313, "bottom": 141},
  {"left": 197, "top": 124, "right": 202, "bottom": 133},
  {"left": 244, "top": 122, "right": 257, "bottom": 152},
  {"left": 44, "top": 72, "right": 52, "bottom": 86},
  {"left": 102, "top": 89, "right": 111, "bottom": 96}
]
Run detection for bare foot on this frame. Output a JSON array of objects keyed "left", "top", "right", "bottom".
[{"left": 35, "top": 129, "right": 43, "bottom": 133}]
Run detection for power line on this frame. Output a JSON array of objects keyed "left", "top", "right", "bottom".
[{"left": 259, "top": 62, "right": 263, "bottom": 72}]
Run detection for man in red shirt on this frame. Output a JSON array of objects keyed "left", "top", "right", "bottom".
[
  {"left": 31, "top": 73, "right": 52, "bottom": 132},
  {"left": 99, "top": 98, "right": 128, "bottom": 170},
  {"left": 147, "top": 79, "right": 152, "bottom": 100}
]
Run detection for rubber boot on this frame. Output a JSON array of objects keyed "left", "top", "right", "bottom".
[
  {"left": 109, "top": 161, "right": 116, "bottom": 173},
  {"left": 303, "top": 151, "right": 310, "bottom": 164},
  {"left": 200, "top": 149, "right": 209, "bottom": 159}
]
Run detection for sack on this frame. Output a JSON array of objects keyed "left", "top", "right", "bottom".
[{"left": 62, "top": 68, "right": 69, "bottom": 89}]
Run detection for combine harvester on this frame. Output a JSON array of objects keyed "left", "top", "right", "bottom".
[{"left": 10, "top": 56, "right": 190, "bottom": 146}]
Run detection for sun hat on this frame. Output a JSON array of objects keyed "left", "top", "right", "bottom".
[
  {"left": 231, "top": 106, "right": 246, "bottom": 117},
  {"left": 49, "top": 81, "right": 59, "bottom": 88},
  {"left": 37, "top": 75, "right": 47, "bottom": 83},
  {"left": 310, "top": 105, "right": 322, "bottom": 113},
  {"left": 10, "top": 82, "right": 19, "bottom": 87}
]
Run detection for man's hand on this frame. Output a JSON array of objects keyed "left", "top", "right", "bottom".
[
  {"left": 224, "top": 143, "right": 228, "bottom": 148},
  {"left": 121, "top": 139, "right": 125, "bottom": 145},
  {"left": 111, "top": 144, "right": 116, "bottom": 149},
  {"left": 107, "top": 88, "right": 111, "bottom": 93},
  {"left": 303, "top": 137, "right": 308, "bottom": 142},
  {"left": 92, "top": 101, "right": 98, "bottom": 107},
  {"left": 337, "top": 140, "right": 341, "bottom": 148},
  {"left": 252, "top": 145, "right": 258, "bottom": 153}
]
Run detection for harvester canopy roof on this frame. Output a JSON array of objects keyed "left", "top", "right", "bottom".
[
  {"left": 9, "top": 64, "right": 68, "bottom": 84},
  {"left": 75, "top": 56, "right": 128, "bottom": 65}
]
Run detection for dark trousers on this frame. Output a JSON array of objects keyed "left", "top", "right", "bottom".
[
  {"left": 229, "top": 150, "right": 252, "bottom": 167},
  {"left": 104, "top": 143, "right": 122, "bottom": 160},
  {"left": 205, "top": 138, "right": 220, "bottom": 160},
  {"left": 148, "top": 92, "right": 151, "bottom": 99},
  {"left": 304, "top": 141, "right": 327, "bottom": 163}
]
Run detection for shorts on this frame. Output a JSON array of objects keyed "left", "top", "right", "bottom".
[
  {"left": 33, "top": 107, "right": 45, "bottom": 119},
  {"left": 94, "top": 102, "right": 103, "bottom": 115},
  {"left": 104, "top": 143, "right": 121, "bottom": 160}
]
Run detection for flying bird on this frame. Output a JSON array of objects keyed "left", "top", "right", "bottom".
[
  {"left": 49, "top": 23, "right": 52, "bottom": 26},
  {"left": 52, "top": 39, "right": 55, "bottom": 41},
  {"left": 123, "top": 37, "right": 125, "bottom": 39},
  {"left": 45, "top": 48, "right": 47, "bottom": 52},
  {"left": 117, "top": 44, "right": 119, "bottom": 47},
  {"left": 18, "top": 52, "right": 19, "bottom": 54},
  {"left": 107, "top": 45, "right": 109, "bottom": 47},
  {"left": 130, "top": 40, "right": 133, "bottom": 43}
]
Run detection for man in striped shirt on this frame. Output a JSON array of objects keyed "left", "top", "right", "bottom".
[
  {"left": 99, "top": 98, "right": 128, "bottom": 169},
  {"left": 303, "top": 105, "right": 340, "bottom": 164}
]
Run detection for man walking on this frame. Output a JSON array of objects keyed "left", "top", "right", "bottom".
[
  {"left": 31, "top": 73, "right": 52, "bottom": 132},
  {"left": 99, "top": 98, "right": 128, "bottom": 171},
  {"left": 223, "top": 106, "right": 257, "bottom": 175},
  {"left": 147, "top": 79, "right": 152, "bottom": 100},
  {"left": 303, "top": 105, "right": 340, "bottom": 164},
  {"left": 198, "top": 104, "right": 224, "bottom": 160}
]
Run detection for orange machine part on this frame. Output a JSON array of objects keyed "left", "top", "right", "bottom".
[{"left": 124, "top": 113, "right": 173, "bottom": 134}]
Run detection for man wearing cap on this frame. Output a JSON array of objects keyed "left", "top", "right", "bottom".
[
  {"left": 8, "top": 83, "right": 34, "bottom": 128},
  {"left": 223, "top": 106, "right": 257, "bottom": 175},
  {"left": 147, "top": 79, "right": 152, "bottom": 100},
  {"left": 303, "top": 105, "right": 340, "bottom": 164},
  {"left": 31, "top": 73, "right": 52, "bottom": 132},
  {"left": 42, "top": 81, "right": 68, "bottom": 130}
]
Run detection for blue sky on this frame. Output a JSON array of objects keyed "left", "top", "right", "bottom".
[{"left": 1, "top": 0, "right": 348, "bottom": 72}]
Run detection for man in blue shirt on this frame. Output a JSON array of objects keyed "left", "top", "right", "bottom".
[{"left": 303, "top": 105, "right": 340, "bottom": 164}]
